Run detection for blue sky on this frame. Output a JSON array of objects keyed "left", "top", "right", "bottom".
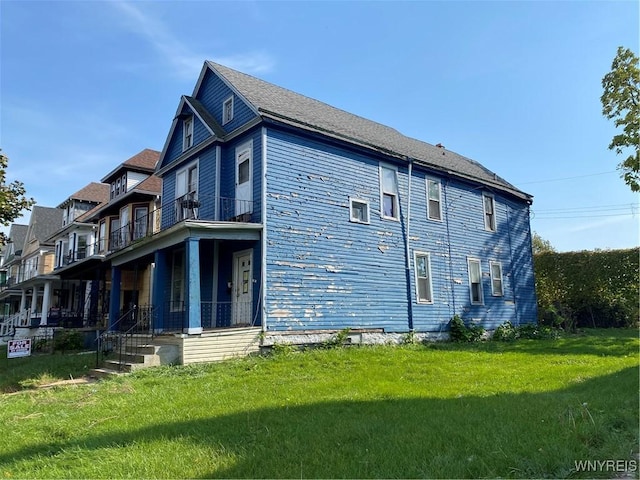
[{"left": 1, "top": 0, "right": 638, "bottom": 252}]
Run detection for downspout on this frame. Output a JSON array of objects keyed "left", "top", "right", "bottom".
[
  {"left": 261, "top": 126, "right": 268, "bottom": 333},
  {"left": 403, "top": 159, "right": 414, "bottom": 331},
  {"left": 444, "top": 179, "right": 456, "bottom": 316}
]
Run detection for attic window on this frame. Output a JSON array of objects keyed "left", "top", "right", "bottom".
[
  {"left": 223, "top": 96, "right": 234, "bottom": 124},
  {"left": 183, "top": 117, "right": 194, "bottom": 151}
]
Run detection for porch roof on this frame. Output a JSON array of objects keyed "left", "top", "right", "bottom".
[{"left": 108, "top": 220, "right": 262, "bottom": 267}]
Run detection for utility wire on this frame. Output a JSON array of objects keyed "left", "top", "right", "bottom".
[{"left": 516, "top": 170, "right": 617, "bottom": 185}]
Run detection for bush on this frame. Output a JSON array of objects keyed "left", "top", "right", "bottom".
[
  {"left": 449, "top": 315, "right": 485, "bottom": 342},
  {"left": 534, "top": 248, "right": 639, "bottom": 328},
  {"left": 492, "top": 321, "right": 560, "bottom": 341},
  {"left": 53, "top": 330, "right": 84, "bottom": 352}
]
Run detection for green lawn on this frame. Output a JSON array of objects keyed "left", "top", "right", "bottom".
[{"left": 0, "top": 329, "right": 638, "bottom": 478}]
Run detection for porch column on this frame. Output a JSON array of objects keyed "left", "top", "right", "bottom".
[
  {"left": 31, "top": 287, "right": 39, "bottom": 324},
  {"left": 186, "top": 237, "right": 202, "bottom": 334},
  {"left": 109, "top": 267, "right": 122, "bottom": 331},
  {"left": 42, "top": 281, "right": 52, "bottom": 325},
  {"left": 19, "top": 289, "right": 27, "bottom": 312},
  {"left": 152, "top": 249, "right": 166, "bottom": 332}
]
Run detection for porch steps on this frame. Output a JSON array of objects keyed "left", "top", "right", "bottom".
[{"left": 93, "top": 337, "right": 164, "bottom": 376}]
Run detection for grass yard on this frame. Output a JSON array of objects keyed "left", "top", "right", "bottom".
[{"left": 0, "top": 329, "right": 638, "bottom": 478}]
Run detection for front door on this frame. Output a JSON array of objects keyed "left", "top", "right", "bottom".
[
  {"left": 235, "top": 143, "right": 252, "bottom": 217},
  {"left": 232, "top": 250, "right": 252, "bottom": 325}
]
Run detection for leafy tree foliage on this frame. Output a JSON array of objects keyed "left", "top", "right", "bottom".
[
  {"left": 0, "top": 150, "right": 36, "bottom": 245},
  {"left": 601, "top": 46, "right": 640, "bottom": 192},
  {"left": 532, "top": 232, "right": 555, "bottom": 255},
  {"left": 534, "top": 248, "right": 639, "bottom": 329}
]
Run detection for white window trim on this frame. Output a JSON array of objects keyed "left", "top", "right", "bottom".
[
  {"left": 349, "top": 197, "right": 370, "bottom": 224},
  {"left": 379, "top": 163, "right": 400, "bottom": 221},
  {"left": 183, "top": 116, "right": 194, "bottom": 151},
  {"left": 223, "top": 96, "right": 234, "bottom": 124},
  {"left": 426, "top": 178, "right": 443, "bottom": 222},
  {"left": 483, "top": 193, "right": 496, "bottom": 232},
  {"left": 414, "top": 251, "right": 434, "bottom": 304},
  {"left": 467, "top": 257, "right": 484, "bottom": 305},
  {"left": 490, "top": 261, "right": 504, "bottom": 297}
]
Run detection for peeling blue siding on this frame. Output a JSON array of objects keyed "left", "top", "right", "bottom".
[
  {"left": 265, "top": 128, "right": 410, "bottom": 332},
  {"left": 263, "top": 127, "right": 537, "bottom": 333}
]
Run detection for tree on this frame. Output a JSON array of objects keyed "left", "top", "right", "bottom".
[
  {"left": 532, "top": 232, "right": 555, "bottom": 255},
  {"left": 0, "top": 150, "right": 36, "bottom": 245},
  {"left": 601, "top": 46, "right": 640, "bottom": 192}
]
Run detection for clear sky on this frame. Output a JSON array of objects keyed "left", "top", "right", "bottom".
[{"left": 1, "top": 0, "right": 638, "bottom": 252}]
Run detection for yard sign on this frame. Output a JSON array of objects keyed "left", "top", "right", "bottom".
[{"left": 7, "top": 338, "right": 32, "bottom": 358}]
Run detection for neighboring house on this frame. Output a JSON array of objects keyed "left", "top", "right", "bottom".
[
  {"left": 0, "top": 224, "right": 29, "bottom": 317},
  {"left": 51, "top": 149, "right": 161, "bottom": 328},
  {"left": 48, "top": 182, "right": 110, "bottom": 327},
  {"left": 8, "top": 206, "right": 63, "bottom": 326},
  {"left": 103, "top": 61, "right": 537, "bottom": 363}
]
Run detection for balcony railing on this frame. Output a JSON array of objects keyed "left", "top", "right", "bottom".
[
  {"left": 166, "top": 193, "right": 255, "bottom": 226},
  {"left": 68, "top": 194, "right": 259, "bottom": 257}
]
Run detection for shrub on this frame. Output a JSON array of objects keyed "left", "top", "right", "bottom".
[
  {"left": 53, "top": 330, "right": 84, "bottom": 352},
  {"left": 449, "top": 315, "right": 485, "bottom": 342},
  {"left": 534, "top": 248, "right": 639, "bottom": 328}
]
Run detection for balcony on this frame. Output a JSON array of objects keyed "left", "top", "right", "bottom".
[
  {"left": 168, "top": 193, "right": 255, "bottom": 226},
  {"left": 102, "top": 194, "right": 258, "bottom": 255}
]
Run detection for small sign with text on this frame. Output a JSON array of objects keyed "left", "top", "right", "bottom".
[{"left": 7, "top": 338, "right": 32, "bottom": 359}]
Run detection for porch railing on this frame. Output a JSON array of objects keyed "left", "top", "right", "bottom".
[
  {"left": 0, "top": 309, "right": 31, "bottom": 337},
  {"left": 161, "top": 301, "right": 256, "bottom": 332},
  {"left": 95, "top": 305, "right": 155, "bottom": 370}
]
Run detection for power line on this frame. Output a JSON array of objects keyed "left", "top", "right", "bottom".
[
  {"left": 533, "top": 212, "right": 635, "bottom": 220},
  {"left": 516, "top": 170, "right": 617, "bottom": 186},
  {"left": 534, "top": 203, "right": 636, "bottom": 214}
]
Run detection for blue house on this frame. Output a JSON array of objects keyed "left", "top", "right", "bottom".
[{"left": 106, "top": 61, "right": 537, "bottom": 364}]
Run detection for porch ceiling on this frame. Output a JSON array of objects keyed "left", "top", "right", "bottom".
[{"left": 109, "top": 221, "right": 262, "bottom": 266}]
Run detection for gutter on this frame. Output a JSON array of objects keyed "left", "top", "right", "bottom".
[{"left": 403, "top": 159, "right": 414, "bottom": 331}]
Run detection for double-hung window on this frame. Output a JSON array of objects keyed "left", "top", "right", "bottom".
[
  {"left": 483, "top": 193, "right": 496, "bottom": 231},
  {"left": 468, "top": 258, "right": 483, "bottom": 305},
  {"left": 427, "top": 178, "right": 442, "bottom": 221},
  {"left": 183, "top": 117, "right": 193, "bottom": 151},
  {"left": 414, "top": 252, "right": 434, "bottom": 303},
  {"left": 490, "top": 261, "right": 504, "bottom": 296},
  {"left": 380, "top": 164, "right": 399, "bottom": 220}
]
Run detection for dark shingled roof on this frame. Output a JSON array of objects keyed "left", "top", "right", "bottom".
[
  {"left": 207, "top": 61, "right": 530, "bottom": 201},
  {"left": 58, "top": 182, "right": 110, "bottom": 208},
  {"left": 7, "top": 224, "right": 28, "bottom": 256},
  {"left": 101, "top": 149, "right": 161, "bottom": 183},
  {"left": 184, "top": 96, "right": 226, "bottom": 138},
  {"left": 26, "top": 206, "right": 63, "bottom": 247}
]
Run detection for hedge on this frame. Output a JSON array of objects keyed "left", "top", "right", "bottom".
[{"left": 534, "top": 248, "right": 639, "bottom": 329}]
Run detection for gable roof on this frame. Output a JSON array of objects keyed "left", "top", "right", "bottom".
[
  {"left": 101, "top": 149, "right": 160, "bottom": 183},
  {"left": 25, "top": 206, "right": 63, "bottom": 247},
  {"left": 206, "top": 61, "right": 530, "bottom": 201},
  {"left": 57, "top": 182, "right": 110, "bottom": 208},
  {"left": 6, "top": 224, "right": 28, "bottom": 256}
]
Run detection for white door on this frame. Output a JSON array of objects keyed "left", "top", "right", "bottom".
[
  {"left": 235, "top": 144, "right": 252, "bottom": 216},
  {"left": 232, "top": 250, "right": 252, "bottom": 325}
]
